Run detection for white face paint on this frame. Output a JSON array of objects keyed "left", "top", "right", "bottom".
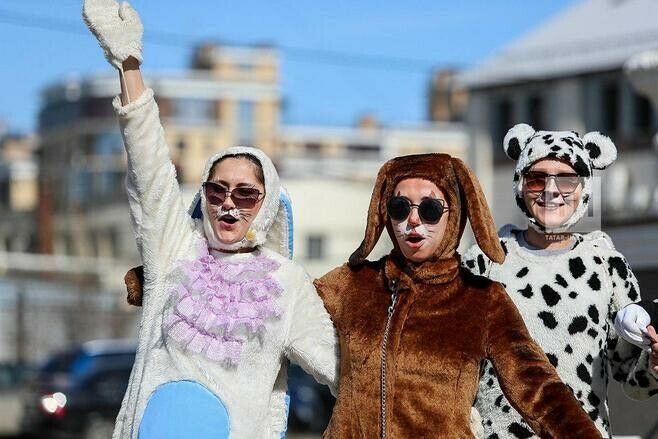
[
  {"left": 213, "top": 206, "right": 241, "bottom": 220},
  {"left": 393, "top": 218, "right": 432, "bottom": 240}
]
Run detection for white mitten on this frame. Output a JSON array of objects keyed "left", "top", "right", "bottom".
[
  {"left": 614, "top": 304, "right": 652, "bottom": 350},
  {"left": 82, "top": 0, "right": 144, "bottom": 69}
]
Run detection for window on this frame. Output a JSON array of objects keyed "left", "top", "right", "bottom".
[
  {"left": 601, "top": 82, "right": 619, "bottom": 134},
  {"left": 307, "top": 235, "right": 325, "bottom": 260},
  {"left": 93, "top": 132, "right": 123, "bottom": 156},
  {"left": 173, "top": 99, "right": 214, "bottom": 124},
  {"left": 238, "top": 101, "right": 254, "bottom": 145},
  {"left": 304, "top": 142, "right": 323, "bottom": 156},
  {"left": 634, "top": 93, "right": 653, "bottom": 132},
  {"left": 39, "top": 101, "right": 82, "bottom": 131},
  {"left": 346, "top": 144, "right": 380, "bottom": 159},
  {"left": 0, "top": 168, "right": 9, "bottom": 208},
  {"left": 491, "top": 98, "right": 513, "bottom": 161},
  {"left": 83, "top": 97, "right": 114, "bottom": 118},
  {"left": 527, "top": 95, "right": 544, "bottom": 129}
]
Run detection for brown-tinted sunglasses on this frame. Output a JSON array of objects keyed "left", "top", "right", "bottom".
[
  {"left": 202, "top": 181, "right": 264, "bottom": 209},
  {"left": 523, "top": 171, "right": 583, "bottom": 195}
]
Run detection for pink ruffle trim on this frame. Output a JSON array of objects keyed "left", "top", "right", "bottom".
[{"left": 164, "top": 249, "right": 283, "bottom": 366}]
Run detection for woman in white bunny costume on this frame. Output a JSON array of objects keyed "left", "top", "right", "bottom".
[{"left": 82, "top": 1, "right": 339, "bottom": 438}]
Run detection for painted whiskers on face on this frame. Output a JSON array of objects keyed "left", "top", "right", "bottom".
[
  {"left": 210, "top": 206, "right": 255, "bottom": 224},
  {"left": 393, "top": 220, "right": 435, "bottom": 242}
]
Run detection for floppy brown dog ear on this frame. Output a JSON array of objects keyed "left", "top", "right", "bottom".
[
  {"left": 348, "top": 162, "right": 390, "bottom": 267},
  {"left": 451, "top": 158, "right": 505, "bottom": 264}
]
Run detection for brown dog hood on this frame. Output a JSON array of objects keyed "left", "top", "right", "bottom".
[{"left": 349, "top": 153, "right": 504, "bottom": 277}]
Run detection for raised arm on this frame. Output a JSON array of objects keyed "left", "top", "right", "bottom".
[
  {"left": 83, "top": 0, "right": 195, "bottom": 274},
  {"left": 485, "top": 284, "right": 601, "bottom": 438}
]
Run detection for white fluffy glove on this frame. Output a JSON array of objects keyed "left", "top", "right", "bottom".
[
  {"left": 82, "top": 0, "right": 144, "bottom": 69},
  {"left": 614, "top": 304, "right": 652, "bottom": 350}
]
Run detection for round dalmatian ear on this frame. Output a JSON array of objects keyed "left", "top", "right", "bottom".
[
  {"left": 582, "top": 131, "right": 617, "bottom": 170},
  {"left": 503, "top": 123, "right": 535, "bottom": 161}
]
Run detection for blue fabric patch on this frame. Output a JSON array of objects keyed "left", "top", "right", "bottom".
[
  {"left": 139, "top": 381, "right": 230, "bottom": 439},
  {"left": 279, "top": 191, "right": 294, "bottom": 258},
  {"left": 281, "top": 392, "right": 291, "bottom": 439}
]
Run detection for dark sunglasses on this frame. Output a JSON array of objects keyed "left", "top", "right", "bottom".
[
  {"left": 523, "top": 172, "right": 583, "bottom": 195},
  {"left": 386, "top": 196, "right": 447, "bottom": 224},
  {"left": 202, "top": 181, "right": 264, "bottom": 209}
]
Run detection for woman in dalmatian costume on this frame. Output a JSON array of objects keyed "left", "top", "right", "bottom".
[
  {"left": 463, "top": 123, "right": 658, "bottom": 439},
  {"left": 82, "top": 1, "right": 338, "bottom": 438}
]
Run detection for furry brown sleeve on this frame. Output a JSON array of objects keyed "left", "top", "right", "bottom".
[
  {"left": 124, "top": 266, "right": 144, "bottom": 306},
  {"left": 485, "top": 283, "right": 602, "bottom": 438},
  {"left": 313, "top": 264, "right": 350, "bottom": 331}
]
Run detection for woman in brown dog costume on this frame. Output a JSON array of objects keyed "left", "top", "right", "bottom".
[
  {"left": 313, "top": 153, "right": 599, "bottom": 438},
  {"left": 125, "top": 153, "right": 600, "bottom": 438}
]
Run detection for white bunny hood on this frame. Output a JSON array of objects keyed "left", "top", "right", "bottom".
[{"left": 188, "top": 146, "right": 294, "bottom": 258}]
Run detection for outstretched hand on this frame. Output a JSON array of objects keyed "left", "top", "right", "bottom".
[
  {"left": 614, "top": 303, "right": 652, "bottom": 349},
  {"left": 82, "top": 0, "right": 144, "bottom": 69}
]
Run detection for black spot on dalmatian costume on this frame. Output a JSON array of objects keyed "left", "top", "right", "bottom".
[{"left": 464, "top": 125, "right": 657, "bottom": 438}]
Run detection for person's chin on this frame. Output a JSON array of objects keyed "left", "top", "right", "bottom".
[
  {"left": 535, "top": 213, "right": 572, "bottom": 230},
  {"left": 400, "top": 246, "right": 430, "bottom": 263},
  {"left": 215, "top": 228, "right": 245, "bottom": 245}
]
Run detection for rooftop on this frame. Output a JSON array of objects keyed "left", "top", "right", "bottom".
[{"left": 460, "top": 0, "right": 658, "bottom": 88}]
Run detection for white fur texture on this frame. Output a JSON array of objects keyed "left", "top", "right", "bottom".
[
  {"left": 463, "top": 225, "right": 657, "bottom": 438},
  {"left": 582, "top": 131, "right": 617, "bottom": 170},
  {"left": 113, "top": 89, "right": 338, "bottom": 439},
  {"left": 83, "top": 0, "right": 144, "bottom": 68}
]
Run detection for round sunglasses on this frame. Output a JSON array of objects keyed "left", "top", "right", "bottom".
[
  {"left": 386, "top": 196, "right": 447, "bottom": 224},
  {"left": 202, "top": 181, "right": 264, "bottom": 209},
  {"left": 523, "top": 172, "right": 583, "bottom": 195}
]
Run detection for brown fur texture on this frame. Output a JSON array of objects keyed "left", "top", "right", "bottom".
[{"left": 316, "top": 153, "right": 600, "bottom": 438}]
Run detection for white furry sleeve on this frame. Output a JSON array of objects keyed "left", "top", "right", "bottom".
[
  {"left": 284, "top": 271, "right": 340, "bottom": 396},
  {"left": 113, "top": 89, "right": 195, "bottom": 275}
]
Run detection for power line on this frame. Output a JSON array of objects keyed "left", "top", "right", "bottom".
[{"left": 0, "top": 8, "right": 444, "bottom": 72}]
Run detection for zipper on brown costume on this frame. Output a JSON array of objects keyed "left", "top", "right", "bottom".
[{"left": 380, "top": 278, "right": 400, "bottom": 439}]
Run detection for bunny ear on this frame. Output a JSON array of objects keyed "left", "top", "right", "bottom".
[
  {"left": 503, "top": 123, "right": 535, "bottom": 160},
  {"left": 582, "top": 131, "right": 617, "bottom": 170}
]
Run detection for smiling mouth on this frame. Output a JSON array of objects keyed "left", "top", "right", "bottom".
[
  {"left": 219, "top": 215, "right": 238, "bottom": 224},
  {"left": 536, "top": 200, "right": 564, "bottom": 209}
]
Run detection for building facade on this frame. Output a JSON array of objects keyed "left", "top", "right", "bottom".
[{"left": 37, "top": 43, "right": 468, "bottom": 280}]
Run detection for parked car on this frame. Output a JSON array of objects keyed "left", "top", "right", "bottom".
[
  {"left": 287, "top": 363, "right": 335, "bottom": 433},
  {"left": 20, "top": 339, "right": 136, "bottom": 439}
]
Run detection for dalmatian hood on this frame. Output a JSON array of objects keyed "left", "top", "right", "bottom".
[{"left": 503, "top": 124, "right": 617, "bottom": 233}]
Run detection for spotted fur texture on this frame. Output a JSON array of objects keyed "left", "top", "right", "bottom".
[
  {"left": 503, "top": 124, "right": 617, "bottom": 233},
  {"left": 463, "top": 225, "right": 658, "bottom": 438}
]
